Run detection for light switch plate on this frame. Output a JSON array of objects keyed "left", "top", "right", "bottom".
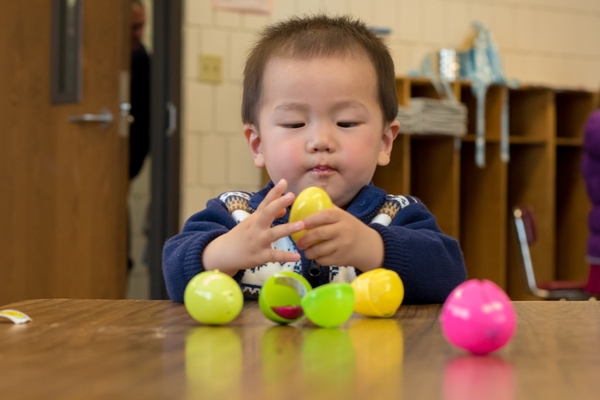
[{"left": 199, "top": 54, "right": 223, "bottom": 83}]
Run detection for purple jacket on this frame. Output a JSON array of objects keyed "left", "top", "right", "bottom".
[{"left": 582, "top": 110, "right": 600, "bottom": 264}]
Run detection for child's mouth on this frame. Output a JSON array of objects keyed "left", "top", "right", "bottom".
[{"left": 310, "top": 165, "right": 335, "bottom": 175}]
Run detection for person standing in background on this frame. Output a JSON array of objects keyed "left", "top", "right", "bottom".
[
  {"left": 128, "top": 0, "right": 151, "bottom": 271},
  {"left": 582, "top": 110, "right": 600, "bottom": 295},
  {"left": 130, "top": 0, "right": 150, "bottom": 180}
]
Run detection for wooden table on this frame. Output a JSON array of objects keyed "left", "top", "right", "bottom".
[{"left": 1, "top": 299, "right": 599, "bottom": 399}]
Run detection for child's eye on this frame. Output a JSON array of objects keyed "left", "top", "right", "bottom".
[
  {"left": 282, "top": 123, "right": 305, "bottom": 129},
  {"left": 337, "top": 122, "right": 359, "bottom": 128}
]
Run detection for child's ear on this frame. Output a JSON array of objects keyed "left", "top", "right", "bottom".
[
  {"left": 244, "top": 124, "right": 265, "bottom": 168},
  {"left": 378, "top": 120, "right": 400, "bottom": 166}
]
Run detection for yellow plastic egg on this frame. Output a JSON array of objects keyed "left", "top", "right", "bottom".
[
  {"left": 289, "top": 187, "right": 333, "bottom": 243},
  {"left": 351, "top": 269, "right": 404, "bottom": 318}
]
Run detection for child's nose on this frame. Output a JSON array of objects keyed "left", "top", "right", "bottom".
[{"left": 308, "top": 126, "right": 336, "bottom": 153}]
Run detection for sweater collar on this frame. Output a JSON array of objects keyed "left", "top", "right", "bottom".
[{"left": 249, "top": 181, "right": 387, "bottom": 222}]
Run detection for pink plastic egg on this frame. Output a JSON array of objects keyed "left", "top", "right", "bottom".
[{"left": 440, "top": 279, "right": 516, "bottom": 356}]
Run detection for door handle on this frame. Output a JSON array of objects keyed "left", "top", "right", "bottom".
[{"left": 68, "top": 108, "right": 113, "bottom": 129}]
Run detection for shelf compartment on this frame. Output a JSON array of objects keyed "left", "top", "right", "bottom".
[
  {"left": 409, "top": 79, "right": 440, "bottom": 100},
  {"left": 506, "top": 144, "right": 555, "bottom": 300},
  {"left": 555, "top": 90, "right": 598, "bottom": 139},
  {"left": 555, "top": 146, "right": 591, "bottom": 281},
  {"left": 460, "top": 142, "right": 507, "bottom": 289},
  {"left": 396, "top": 78, "right": 411, "bottom": 107},
  {"left": 462, "top": 134, "right": 500, "bottom": 143},
  {"left": 407, "top": 78, "right": 460, "bottom": 101},
  {"left": 410, "top": 136, "right": 460, "bottom": 238},
  {"left": 509, "top": 136, "right": 547, "bottom": 145},
  {"left": 373, "top": 135, "right": 410, "bottom": 196},
  {"left": 556, "top": 137, "right": 584, "bottom": 146},
  {"left": 509, "top": 87, "right": 553, "bottom": 140},
  {"left": 460, "top": 84, "right": 505, "bottom": 141}
]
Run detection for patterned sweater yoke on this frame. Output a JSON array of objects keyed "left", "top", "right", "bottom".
[{"left": 218, "top": 189, "right": 415, "bottom": 298}]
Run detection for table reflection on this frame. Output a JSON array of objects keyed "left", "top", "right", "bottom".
[
  {"left": 185, "top": 327, "right": 242, "bottom": 399},
  {"left": 184, "top": 317, "right": 404, "bottom": 399},
  {"left": 302, "top": 327, "right": 355, "bottom": 398},
  {"left": 349, "top": 319, "right": 403, "bottom": 398},
  {"left": 261, "top": 325, "right": 304, "bottom": 398},
  {"left": 443, "top": 355, "right": 515, "bottom": 400}
]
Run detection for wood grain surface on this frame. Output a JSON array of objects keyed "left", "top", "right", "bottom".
[
  {"left": 0, "top": 0, "right": 129, "bottom": 305},
  {"left": 1, "top": 299, "right": 599, "bottom": 399}
]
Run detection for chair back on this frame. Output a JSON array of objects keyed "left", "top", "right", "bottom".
[
  {"left": 513, "top": 205, "right": 590, "bottom": 300},
  {"left": 519, "top": 205, "right": 537, "bottom": 245},
  {"left": 513, "top": 205, "right": 541, "bottom": 295}
]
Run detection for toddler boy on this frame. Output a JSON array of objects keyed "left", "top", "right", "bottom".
[{"left": 163, "top": 15, "right": 466, "bottom": 303}]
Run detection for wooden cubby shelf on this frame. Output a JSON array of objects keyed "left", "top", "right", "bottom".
[
  {"left": 374, "top": 77, "right": 598, "bottom": 300},
  {"left": 262, "top": 77, "right": 597, "bottom": 300}
]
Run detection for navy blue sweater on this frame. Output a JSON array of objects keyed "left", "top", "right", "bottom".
[{"left": 163, "top": 182, "right": 466, "bottom": 304}]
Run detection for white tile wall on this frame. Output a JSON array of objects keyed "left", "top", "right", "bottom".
[
  {"left": 514, "top": 7, "right": 538, "bottom": 52},
  {"left": 242, "top": 13, "right": 270, "bottom": 30},
  {"left": 186, "top": 0, "right": 213, "bottom": 25},
  {"left": 421, "top": 0, "right": 446, "bottom": 45},
  {"left": 183, "top": 27, "right": 200, "bottom": 79},
  {"left": 227, "top": 136, "right": 262, "bottom": 188},
  {"left": 373, "top": 0, "right": 398, "bottom": 33},
  {"left": 200, "top": 28, "right": 228, "bottom": 55},
  {"left": 183, "top": 134, "right": 200, "bottom": 185},
  {"left": 182, "top": 187, "right": 214, "bottom": 222},
  {"left": 323, "top": 0, "right": 350, "bottom": 15},
  {"left": 180, "top": 0, "right": 600, "bottom": 228},
  {"left": 199, "top": 134, "right": 228, "bottom": 185},
  {"left": 296, "top": 0, "right": 323, "bottom": 16},
  {"left": 491, "top": 5, "right": 516, "bottom": 49},
  {"left": 216, "top": 10, "right": 243, "bottom": 28},
  {"left": 184, "top": 81, "right": 214, "bottom": 132},
  {"left": 350, "top": 0, "right": 372, "bottom": 21},
  {"left": 215, "top": 84, "right": 243, "bottom": 132},
  {"left": 470, "top": 2, "right": 494, "bottom": 29},
  {"left": 230, "top": 31, "right": 256, "bottom": 82},
  {"left": 398, "top": 0, "right": 422, "bottom": 42},
  {"left": 272, "top": 0, "right": 296, "bottom": 22},
  {"left": 446, "top": 2, "right": 471, "bottom": 46},
  {"left": 388, "top": 42, "right": 412, "bottom": 76}
]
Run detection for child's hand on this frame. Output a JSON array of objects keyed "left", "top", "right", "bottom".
[
  {"left": 294, "top": 207, "right": 384, "bottom": 271},
  {"left": 202, "top": 179, "right": 304, "bottom": 275}
]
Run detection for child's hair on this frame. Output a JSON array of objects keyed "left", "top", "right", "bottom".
[{"left": 242, "top": 14, "right": 398, "bottom": 126}]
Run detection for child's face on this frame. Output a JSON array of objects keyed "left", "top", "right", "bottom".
[{"left": 244, "top": 55, "right": 400, "bottom": 208}]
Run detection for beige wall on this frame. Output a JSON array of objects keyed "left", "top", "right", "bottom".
[{"left": 180, "top": 0, "right": 600, "bottom": 225}]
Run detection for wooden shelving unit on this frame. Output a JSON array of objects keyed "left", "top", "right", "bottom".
[
  {"left": 261, "top": 77, "right": 597, "bottom": 300},
  {"left": 376, "top": 78, "right": 597, "bottom": 300}
]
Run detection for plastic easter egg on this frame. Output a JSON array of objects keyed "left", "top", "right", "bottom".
[
  {"left": 440, "top": 279, "right": 517, "bottom": 356},
  {"left": 184, "top": 270, "right": 243, "bottom": 325},
  {"left": 259, "top": 271, "right": 312, "bottom": 324},
  {"left": 289, "top": 187, "right": 333, "bottom": 243},
  {"left": 351, "top": 269, "right": 404, "bottom": 317},
  {"left": 301, "top": 283, "right": 355, "bottom": 328}
]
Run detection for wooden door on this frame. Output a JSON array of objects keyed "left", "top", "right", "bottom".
[{"left": 0, "top": 0, "right": 130, "bottom": 304}]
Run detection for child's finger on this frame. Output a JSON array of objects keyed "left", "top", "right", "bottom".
[
  {"left": 299, "top": 207, "right": 338, "bottom": 229},
  {"left": 256, "top": 179, "right": 287, "bottom": 211},
  {"left": 264, "top": 249, "right": 301, "bottom": 264},
  {"left": 256, "top": 191, "right": 295, "bottom": 226},
  {"left": 303, "top": 241, "right": 336, "bottom": 264},
  {"left": 266, "top": 221, "right": 304, "bottom": 243}
]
